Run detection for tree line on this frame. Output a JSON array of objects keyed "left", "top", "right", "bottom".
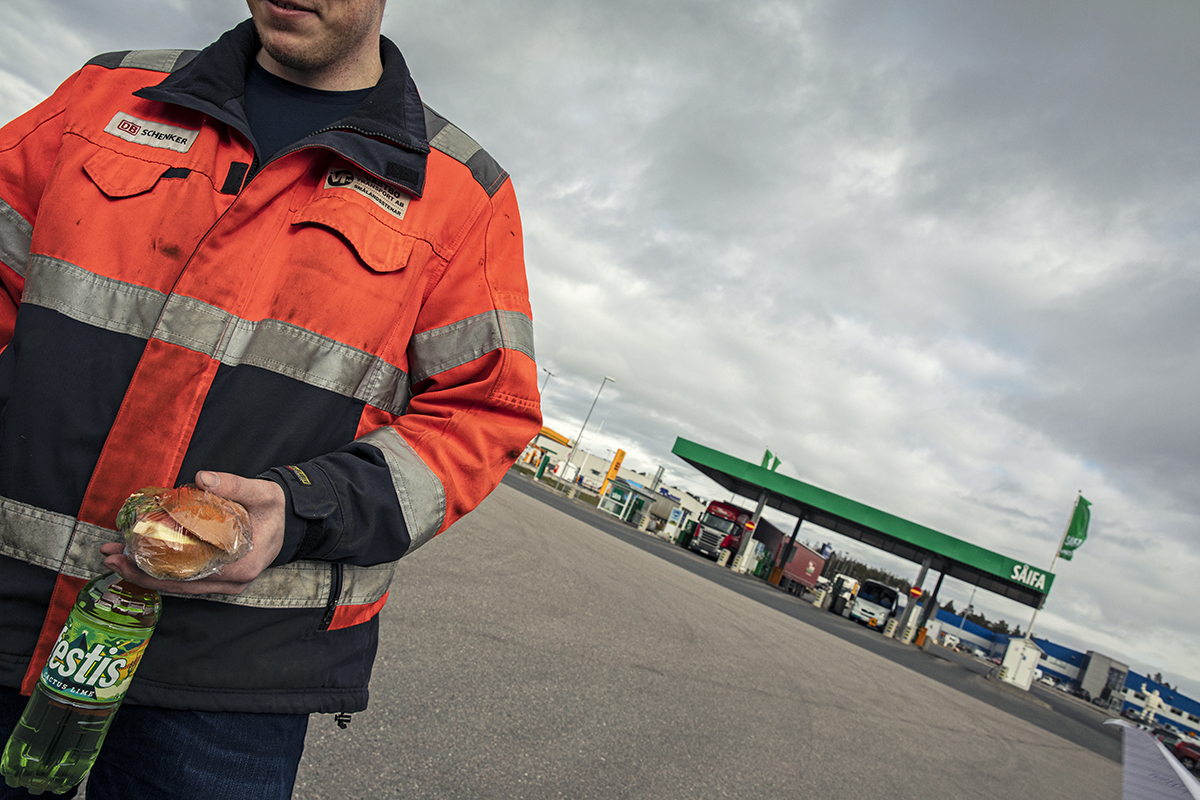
[
  {"left": 940, "top": 600, "right": 1022, "bottom": 637},
  {"left": 820, "top": 551, "right": 912, "bottom": 594}
]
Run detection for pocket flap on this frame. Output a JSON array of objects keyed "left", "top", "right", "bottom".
[
  {"left": 292, "top": 196, "right": 416, "bottom": 273},
  {"left": 82, "top": 148, "right": 174, "bottom": 198}
]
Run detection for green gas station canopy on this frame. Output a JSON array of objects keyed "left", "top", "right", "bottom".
[{"left": 672, "top": 437, "right": 1054, "bottom": 608}]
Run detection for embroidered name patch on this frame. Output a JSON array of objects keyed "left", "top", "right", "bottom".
[
  {"left": 324, "top": 166, "right": 410, "bottom": 219},
  {"left": 104, "top": 112, "right": 199, "bottom": 153}
]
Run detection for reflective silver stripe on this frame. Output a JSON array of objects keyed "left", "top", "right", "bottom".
[
  {"left": 192, "top": 560, "right": 396, "bottom": 609},
  {"left": 0, "top": 197, "right": 33, "bottom": 277},
  {"left": 155, "top": 295, "right": 413, "bottom": 415},
  {"left": 22, "top": 256, "right": 414, "bottom": 415},
  {"left": 0, "top": 499, "right": 108, "bottom": 576},
  {"left": 424, "top": 108, "right": 509, "bottom": 197},
  {"left": 358, "top": 427, "right": 446, "bottom": 549},
  {"left": 0, "top": 496, "right": 394, "bottom": 608},
  {"left": 24, "top": 257, "right": 531, "bottom": 409},
  {"left": 409, "top": 309, "right": 535, "bottom": 383},
  {"left": 423, "top": 108, "right": 449, "bottom": 142},
  {"left": 119, "top": 49, "right": 188, "bottom": 73},
  {"left": 428, "top": 121, "right": 482, "bottom": 167},
  {"left": 24, "top": 255, "right": 168, "bottom": 338}
]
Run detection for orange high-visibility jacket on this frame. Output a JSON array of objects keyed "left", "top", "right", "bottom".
[{"left": 0, "top": 21, "right": 540, "bottom": 713}]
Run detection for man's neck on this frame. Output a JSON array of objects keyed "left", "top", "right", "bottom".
[{"left": 254, "top": 48, "right": 382, "bottom": 92}]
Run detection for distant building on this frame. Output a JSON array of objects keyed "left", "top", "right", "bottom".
[
  {"left": 1122, "top": 675, "right": 1200, "bottom": 737},
  {"left": 927, "top": 612, "right": 1199, "bottom": 737},
  {"left": 930, "top": 609, "right": 1007, "bottom": 658},
  {"left": 1030, "top": 639, "right": 1086, "bottom": 685},
  {"left": 517, "top": 439, "right": 707, "bottom": 530},
  {"left": 1077, "top": 652, "right": 1129, "bottom": 710}
]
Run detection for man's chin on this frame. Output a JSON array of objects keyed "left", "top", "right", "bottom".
[{"left": 258, "top": 36, "right": 329, "bottom": 75}]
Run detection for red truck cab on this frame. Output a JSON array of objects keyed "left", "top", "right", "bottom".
[{"left": 688, "top": 501, "right": 751, "bottom": 559}]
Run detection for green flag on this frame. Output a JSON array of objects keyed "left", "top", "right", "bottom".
[
  {"left": 761, "top": 449, "right": 773, "bottom": 468},
  {"left": 771, "top": 455, "right": 781, "bottom": 472},
  {"left": 1058, "top": 495, "right": 1091, "bottom": 561}
]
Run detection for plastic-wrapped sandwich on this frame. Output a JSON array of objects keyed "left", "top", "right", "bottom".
[{"left": 116, "top": 485, "right": 253, "bottom": 580}]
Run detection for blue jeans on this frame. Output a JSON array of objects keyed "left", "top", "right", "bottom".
[{"left": 2, "top": 686, "right": 308, "bottom": 800}]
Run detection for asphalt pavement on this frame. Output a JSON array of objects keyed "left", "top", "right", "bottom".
[
  {"left": 498, "top": 473, "right": 1125, "bottom": 765},
  {"left": 291, "top": 473, "right": 1122, "bottom": 799}
]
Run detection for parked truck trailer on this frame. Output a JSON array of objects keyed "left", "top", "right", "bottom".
[{"left": 778, "top": 541, "right": 828, "bottom": 591}]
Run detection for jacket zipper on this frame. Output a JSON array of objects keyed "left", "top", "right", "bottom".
[
  {"left": 243, "top": 123, "right": 426, "bottom": 188},
  {"left": 320, "top": 562, "right": 345, "bottom": 631}
]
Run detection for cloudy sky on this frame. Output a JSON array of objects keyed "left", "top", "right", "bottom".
[{"left": 4, "top": 1, "right": 1198, "bottom": 698}]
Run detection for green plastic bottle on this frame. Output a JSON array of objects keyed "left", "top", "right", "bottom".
[{"left": 2, "top": 573, "right": 161, "bottom": 795}]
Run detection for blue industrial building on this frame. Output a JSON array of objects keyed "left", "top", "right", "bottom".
[
  {"left": 1123, "top": 674, "right": 1200, "bottom": 738},
  {"left": 931, "top": 609, "right": 1198, "bottom": 738}
]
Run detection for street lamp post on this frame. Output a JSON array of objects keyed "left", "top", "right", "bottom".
[
  {"left": 540, "top": 368, "right": 555, "bottom": 395},
  {"left": 959, "top": 585, "right": 976, "bottom": 638},
  {"left": 555, "top": 376, "right": 615, "bottom": 494}
]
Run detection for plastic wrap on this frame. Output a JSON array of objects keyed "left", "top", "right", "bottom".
[{"left": 116, "top": 485, "right": 252, "bottom": 581}]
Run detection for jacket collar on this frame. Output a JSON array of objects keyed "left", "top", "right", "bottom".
[{"left": 135, "top": 19, "right": 430, "bottom": 197}]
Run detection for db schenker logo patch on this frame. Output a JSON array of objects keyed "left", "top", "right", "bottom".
[{"left": 104, "top": 111, "right": 199, "bottom": 153}]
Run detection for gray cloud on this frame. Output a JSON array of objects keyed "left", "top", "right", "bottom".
[{"left": 4, "top": 0, "right": 1198, "bottom": 698}]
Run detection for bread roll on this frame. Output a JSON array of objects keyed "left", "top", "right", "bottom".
[{"left": 117, "top": 485, "right": 253, "bottom": 580}]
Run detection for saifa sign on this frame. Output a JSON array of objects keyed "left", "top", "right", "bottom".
[{"left": 1010, "top": 563, "right": 1049, "bottom": 591}]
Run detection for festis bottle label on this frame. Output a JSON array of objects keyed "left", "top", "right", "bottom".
[{"left": 38, "top": 616, "right": 150, "bottom": 704}]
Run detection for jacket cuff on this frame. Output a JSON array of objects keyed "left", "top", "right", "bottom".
[{"left": 261, "top": 463, "right": 341, "bottom": 565}]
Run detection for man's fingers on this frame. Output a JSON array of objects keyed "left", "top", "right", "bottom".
[
  {"left": 101, "top": 550, "right": 254, "bottom": 596},
  {"left": 99, "top": 473, "right": 286, "bottom": 595}
]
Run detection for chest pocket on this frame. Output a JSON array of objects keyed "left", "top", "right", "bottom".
[
  {"left": 67, "top": 148, "right": 220, "bottom": 292},
  {"left": 292, "top": 185, "right": 418, "bottom": 274},
  {"left": 82, "top": 147, "right": 192, "bottom": 198}
]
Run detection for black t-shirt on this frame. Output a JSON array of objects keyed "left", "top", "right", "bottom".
[{"left": 243, "top": 60, "right": 373, "bottom": 162}]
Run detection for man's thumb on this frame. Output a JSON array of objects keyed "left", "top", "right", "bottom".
[{"left": 196, "top": 470, "right": 224, "bottom": 491}]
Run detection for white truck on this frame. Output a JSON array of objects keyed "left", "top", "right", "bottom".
[{"left": 847, "top": 579, "right": 901, "bottom": 632}]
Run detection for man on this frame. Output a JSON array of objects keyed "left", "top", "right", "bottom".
[{"left": 0, "top": 1, "right": 540, "bottom": 797}]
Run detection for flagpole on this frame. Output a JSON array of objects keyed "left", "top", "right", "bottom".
[{"left": 1024, "top": 491, "right": 1080, "bottom": 642}]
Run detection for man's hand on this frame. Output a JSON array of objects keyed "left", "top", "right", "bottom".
[{"left": 100, "top": 470, "right": 287, "bottom": 595}]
